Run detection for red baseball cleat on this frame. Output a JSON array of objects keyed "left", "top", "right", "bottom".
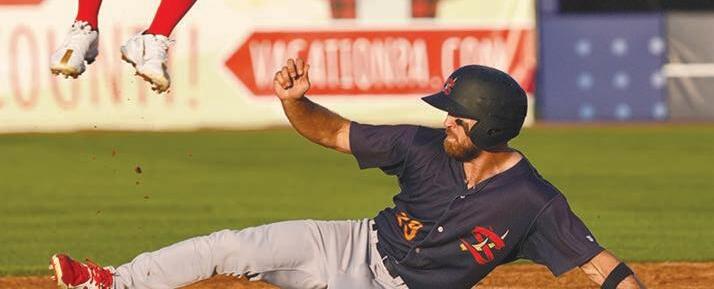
[{"left": 49, "top": 254, "right": 113, "bottom": 289}]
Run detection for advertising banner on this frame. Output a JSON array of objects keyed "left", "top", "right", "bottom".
[
  {"left": 227, "top": 29, "right": 535, "bottom": 97},
  {"left": 0, "top": 0, "right": 535, "bottom": 132}
]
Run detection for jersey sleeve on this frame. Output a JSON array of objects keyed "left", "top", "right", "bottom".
[
  {"left": 349, "top": 122, "right": 419, "bottom": 175},
  {"left": 519, "top": 195, "right": 604, "bottom": 276}
]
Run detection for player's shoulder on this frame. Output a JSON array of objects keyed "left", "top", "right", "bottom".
[
  {"left": 349, "top": 122, "right": 419, "bottom": 141},
  {"left": 412, "top": 126, "right": 446, "bottom": 146},
  {"left": 403, "top": 126, "right": 447, "bottom": 161},
  {"left": 349, "top": 123, "right": 442, "bottom": 145},
  {"left": 503, "top": 157, "right": 563, "bottom": 207}
]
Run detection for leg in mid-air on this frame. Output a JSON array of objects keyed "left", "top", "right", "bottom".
[
  {"left": 50, "top": 0, "right": 102, "bottom": 78},
  {"left": 121, "top": 0, "right": 197, "bottom": 93},
  {"left": 49, "top": 220, "right": 389, "bottom": 289}
]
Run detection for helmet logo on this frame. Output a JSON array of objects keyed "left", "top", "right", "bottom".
[{"left": 443, "top": 76, "right": 458, "bottom": 96}]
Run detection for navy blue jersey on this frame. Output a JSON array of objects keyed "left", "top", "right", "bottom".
[{"left": 350, "top": 123, "right": 604, "bottom": 289}]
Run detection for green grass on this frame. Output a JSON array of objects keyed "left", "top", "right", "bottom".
[{"left": 1, "top": 125, "right": 713, "bottom": 275}]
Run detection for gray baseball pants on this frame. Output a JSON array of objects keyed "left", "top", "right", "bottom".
[{"left": 110, "top": 219, "right": 408, "bottom": 289}]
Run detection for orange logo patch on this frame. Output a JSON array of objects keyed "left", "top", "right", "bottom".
[{"left": 396, "top": 211, "right": 423, "bottom": 241}]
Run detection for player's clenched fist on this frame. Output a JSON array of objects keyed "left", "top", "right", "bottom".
[{"left": 273, "top": 58, "right": 310, "bottom": 101}]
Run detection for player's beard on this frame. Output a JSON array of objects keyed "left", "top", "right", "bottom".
[{"left": 444, "top": 132, "right": 479, "bottom": 162}]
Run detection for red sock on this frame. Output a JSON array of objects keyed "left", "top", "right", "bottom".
[
  {"left": 75, "top": 0, "right": 102, "bottom": 30},
  {"left": 145, "top": 0, "right": 197, "bottom": 37}
]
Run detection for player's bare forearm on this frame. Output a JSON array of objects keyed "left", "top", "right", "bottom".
[
  {"left": 274, "top": 58, "right": 352, "bottom": 153},
  {"left": 580, "top": 250, "right": 646, "bottom": 288},
  {"left": 280, "top": 97, "right": 351, "bottom": 153}
]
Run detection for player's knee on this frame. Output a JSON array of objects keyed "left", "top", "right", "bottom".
[
  {"left": 205, "top": 228, "right": 265, "bottom": 255},
  {"left": 206, "top": 229, "right": 242, "bottom": 248},
  {"left": 198, "top": 229, "right": 262, "bottom": 273}
]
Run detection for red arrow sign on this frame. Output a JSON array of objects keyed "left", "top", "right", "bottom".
[{"left": 225, "top": 28, "right": 535, "bottom": 97}]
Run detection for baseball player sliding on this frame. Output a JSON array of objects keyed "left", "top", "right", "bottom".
[{"left": 49, "top": 58, "right": 646, "bottom": 289}]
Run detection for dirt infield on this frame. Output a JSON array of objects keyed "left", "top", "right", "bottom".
[{"left": 2, "top": 262, "right": 711, "bottom": 289}]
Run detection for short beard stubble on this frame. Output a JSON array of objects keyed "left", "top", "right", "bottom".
[{"left": 444, "top": 118, "right": 480, "bottom": 161}]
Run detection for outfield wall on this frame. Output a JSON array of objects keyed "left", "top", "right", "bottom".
[
  {"left": 0, "top": 0, "right": 535, "bottom": 132},
  {"left": 536, "top": 0, "right": 714, "bottom": 122}
]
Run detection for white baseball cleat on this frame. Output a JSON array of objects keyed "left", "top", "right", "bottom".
[
  {"left": 50, "top": 21, "right": 99, "bottom": 78},
  {"left": 49, "top": 253, "right": 114, "bottom": 289},
  {"left": 121, "top": 33, "right": 171, "bottom": 93}
]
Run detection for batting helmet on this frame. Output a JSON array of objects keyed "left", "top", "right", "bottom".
[{"left": 422, "top": 65, "right": 528, "bottom": 149}]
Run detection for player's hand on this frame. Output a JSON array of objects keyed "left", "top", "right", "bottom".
[{"left": 274, "top": 58, "right": 310, "bottom": 101}]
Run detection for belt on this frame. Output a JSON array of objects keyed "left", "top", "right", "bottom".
[{"left": 372, "top": 223, "right": 400, "bottom": 279}]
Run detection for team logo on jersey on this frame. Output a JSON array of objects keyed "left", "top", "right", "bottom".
[
  {"left": 443, "top": 76, "right": 458, "bottom": 96},
  {"left": 459, "top": 226, "right": 509, "bottom": 265},
  {"left": 396, "top": 211, "right": 423, "bottom": 241}
]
